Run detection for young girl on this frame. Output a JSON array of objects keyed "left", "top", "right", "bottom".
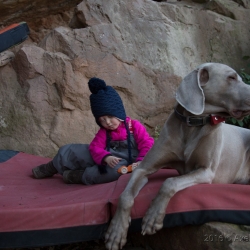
[{"left": 32, "top": 77, "right": 154, "bottom": 185}]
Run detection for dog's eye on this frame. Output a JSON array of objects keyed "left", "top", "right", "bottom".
[{"left": 228, "top": 74, "right": 237, "bottom": 81}]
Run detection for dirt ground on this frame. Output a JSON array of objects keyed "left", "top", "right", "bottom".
[{"left": 6, "top": 239, "right": 148, "bottom": 250}]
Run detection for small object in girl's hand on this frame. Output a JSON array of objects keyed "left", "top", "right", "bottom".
[{"left": 117, "top": 164, "right": 137, "bottom": 174}]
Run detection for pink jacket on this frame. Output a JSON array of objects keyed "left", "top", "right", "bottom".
[{"left": 89, "top": 117, "right": 154, "bottom": 165}]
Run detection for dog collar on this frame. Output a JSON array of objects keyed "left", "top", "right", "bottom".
[{"left": 174, "top": 108, "right": 226, "bottom": 126}]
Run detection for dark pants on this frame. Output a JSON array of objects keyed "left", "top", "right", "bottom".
[{"left": 52, "top": 136, "right": 138, "bottom": 185}]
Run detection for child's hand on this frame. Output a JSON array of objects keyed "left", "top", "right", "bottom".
[{"left": 104, "top": 156, "right": 122, "bottom": 168}]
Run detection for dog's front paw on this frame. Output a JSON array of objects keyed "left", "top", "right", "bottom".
[
  {"left": 141, "top": 204, "right": 165, "bottom": 235},
  {"left": 105, "top": 214, "right": 131, "bottom": 250}
]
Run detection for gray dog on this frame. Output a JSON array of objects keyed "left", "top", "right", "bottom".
[{"left": 105, "top": 63, "right": 250, "bottom": 250}]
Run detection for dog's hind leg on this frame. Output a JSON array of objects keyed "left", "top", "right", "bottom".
[{"left": 141, "top": 167, "right": 215, "bottom": 235}]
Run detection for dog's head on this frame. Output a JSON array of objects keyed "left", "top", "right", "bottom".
[{"left": 176, "top": 63, "right": 250, "bottom": 119}]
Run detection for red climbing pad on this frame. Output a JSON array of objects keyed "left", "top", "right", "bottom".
[
  {"left": 110, "top": 170, "right": 250, "bottom": 231},
  {"left": 1, "top": 150, "right": 250, "bottom": 248},
  {"left": 0, "top": 151, "right": 116, "bottom": 248}
]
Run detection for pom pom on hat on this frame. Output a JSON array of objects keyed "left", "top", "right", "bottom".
[
  {"left": 88, "top": 77, "right": 126, "bottom": 127},
  {"left": 88, "top": 77, "right": 106, "bottom": 94}
]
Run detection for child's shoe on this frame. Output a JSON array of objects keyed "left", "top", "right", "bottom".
[
  {"left": 32, "top": 161, "right": 58, "bottom": 179},
  {"left": 63, "top": 170, "right": 85, "bottom": 184}
]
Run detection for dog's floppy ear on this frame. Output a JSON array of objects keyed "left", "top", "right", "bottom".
[{"left": 176, "top": 67, "right": 206, "bottom": 115}]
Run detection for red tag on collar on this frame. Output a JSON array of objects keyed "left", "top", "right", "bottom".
[{"left": 210, "top": 115, "right": 226, "bottom": 125}]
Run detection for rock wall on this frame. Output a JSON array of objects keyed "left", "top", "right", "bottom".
[{"left": 0, "top": 0, "right": 250, "bottom": 157}]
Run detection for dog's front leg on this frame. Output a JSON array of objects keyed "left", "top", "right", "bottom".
[
  {"left": 105, "top": 167, "right": 149, "bottom": 250},
  {"left": 141, "top": 167, "right": 215, "bottom": 235},
  {"left": 105, "top": 120, "right": 181, "bottom": 250}
]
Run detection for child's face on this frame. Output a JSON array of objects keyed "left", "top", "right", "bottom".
[{"left": 99, "top": 116, "right": 121, "bottom": 130}]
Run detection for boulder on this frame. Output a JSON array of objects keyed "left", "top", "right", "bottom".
[
  {"left": 205, "top": 0, "right": 249, "bottom": 20},
  {"left": 0, "top": 0, "right": 250, "bottom": 158},
  {"left": 0, "top": 51, "right": 14, "bottom": 67},
  {"left": 0, "top": 0, "right": 82, "bottom": 26}
]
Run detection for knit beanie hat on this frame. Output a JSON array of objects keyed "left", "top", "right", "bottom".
[{"left": 88, "top": 77, "right": 126, "bottom": 127}]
